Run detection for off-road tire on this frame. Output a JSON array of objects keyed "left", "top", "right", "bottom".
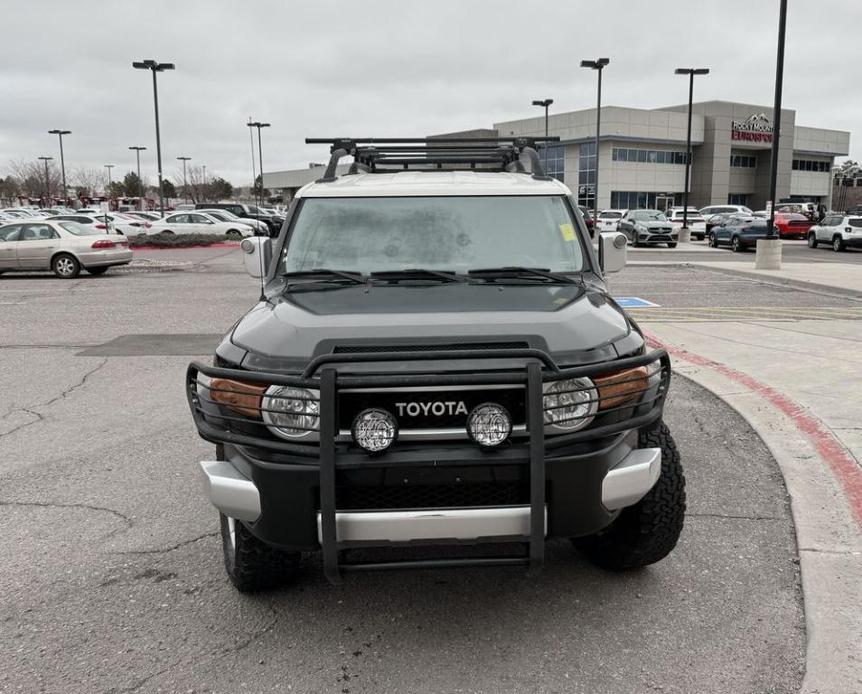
[
  {"left": 86, "top": 266, "right": 108, "bottom": 275},
  {"left": 573, "top": 423, "right": 686, "bottom": 571},
  {"left": 52, "top": 253, "right": 81, "bottom": 278},
  {"left": 808, "top": 232, "right": 818, "bottom": 249},
  {"left": 220, "top": 513, "right": 300, "bottom": 592}
]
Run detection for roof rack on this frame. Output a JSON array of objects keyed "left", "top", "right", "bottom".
[{"left": 305, "top": 137, "right": 561, "bottom": 183}]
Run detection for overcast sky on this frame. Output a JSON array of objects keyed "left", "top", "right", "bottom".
[{"left": 1, "top": 0, "right": 858, "bottom": 187}]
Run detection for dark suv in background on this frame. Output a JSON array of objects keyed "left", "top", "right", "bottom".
[{"left": 195, "top": 202, "right": 284, "bottom": 236}]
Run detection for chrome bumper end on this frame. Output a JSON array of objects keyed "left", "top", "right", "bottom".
[
  {"left": 601, "top": 446, "right": 662, "bottom": 510},
  {"left": 199, "top": 460, "right": 261, "bottom": 522}
]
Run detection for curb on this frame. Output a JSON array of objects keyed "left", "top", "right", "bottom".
[
  {"left": 129, "top": 241, "right": 241, "bottom": 251},
  {"left": 644, "top": 329, "right": 862, "bottom": 694}
]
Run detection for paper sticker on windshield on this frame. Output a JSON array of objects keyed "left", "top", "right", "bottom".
[{"left": 559, "top": 223, "right": 576, "bottom": 241}]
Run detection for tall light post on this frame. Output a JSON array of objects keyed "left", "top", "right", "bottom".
[
  {"left": 132, "top": 59, "right": 175, "bottom": 217},
  {"left": 104, "top": 164, "right": 114, "bottom": 197},
  {"left": 48, "top": 130, "right": 70, "bottom": 202},
  {"left": 38, "top": 156, "right": 53, "bottom": 204},
  {"left": 177, "top": 156, "right": 191, "bottom": 202},
  {"left": 674, "top": 68, "right": 710, "bottom": 237},
  {"left": 248, "top": 121, "right": 270, "bottom": 207},
  {"left": 531, "top": 99, "right": 554, "bottom": 172},
  {"left": 129, "top": 146, "right": 146, "bottom": 197},
  {"left": 580, "top": 58, "right": 610, "bottom": 224}
]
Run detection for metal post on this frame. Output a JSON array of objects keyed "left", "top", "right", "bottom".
[
  {"left": 248, "top": 118, "right": 257, "bottom": 202},
  {"left": 104, "top": 164, "right": 113, "bottom": 197},
  {"left": 177, "top": 157, "right": 191, "bottom": 202},
  {"left": 766, "top": 0, "right": 788, "bottom": 240},
  {"left": 683, "top": 72, "right": 694, "bottom": 230},
  {"left": 594, "top": 67, "right": 602, "bottom": 225},
  {"left": 49, "top": 131, "right": 70, "bottom": 202},
  {"left": 152, "top": 70, "right": 165, "bottom": 216},
  {"left": 257, "top": 127, "right": 264, "bottom": 207},
  {"left": 38, "top": 156, "right": 52, "bottom": 203}
]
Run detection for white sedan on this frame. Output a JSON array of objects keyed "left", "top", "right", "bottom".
[
  {"left": 196, "top": 208, "right": 269, "bottom": 235},
  {"left": 144, "top": 212, "right": 256, "bottom": 238}
]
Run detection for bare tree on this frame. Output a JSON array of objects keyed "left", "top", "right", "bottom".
[
  {"left": 70, "top": 166, "right": 106, "bottom": 198},
  {"left": 8, "top": 158, "right": 62, "bottom": 199}
]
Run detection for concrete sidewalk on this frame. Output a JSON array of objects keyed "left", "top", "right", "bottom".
[{"left": 631, "top": 265, "right": 862, "bottom": 693}]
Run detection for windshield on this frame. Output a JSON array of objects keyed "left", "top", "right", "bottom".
[
  {"left": 599, "top": 211, "right": 622, "bottom": 219},
  {"left": 282, "top": 196, "right": 586, "bottom": 274},
  {"left": 631, "top": 210, "right": 667, "bottom": 221},
  {"left": 59, "top": 222, "right": 100, "bottom": 235}
]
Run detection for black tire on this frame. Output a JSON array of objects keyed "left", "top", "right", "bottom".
[
  {"left": 731, "top": 236, "right": 744, "bottom": 252},
  {"left": 808, "top": 233, "right": 818, "bottom": 249},
  {"left": 220, "top": 513, "right": 300, "bottom": 592},
  {"left": 86, "top": 266, "right": 109, "bottom": 275},
  {"left": 52, "top": 253, "right": 80, "bottom": 279},
  {"left": 708, "top": 232, "right": 718, "bottom": 248},
  {"left": 667, "top": 242, "right": 678, "bottom": 248},
  {"left": 226, "top": 229, "right": 243, "bottom": 240},
  {"left": 160, "top": 229, "right": 174, "bottom": 236},
  {"left": 833, "top": 235, "right": 845, "bottom": 252},
  {"left": 573, "top": 423, "right": 686, "bottom": 571},
  {"left": 695, "top": 234, "right": 705, "bottom": 241}
]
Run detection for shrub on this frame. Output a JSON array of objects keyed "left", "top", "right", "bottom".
[{"left": 127, "top": 233, "right": 236, "bottom": 248}]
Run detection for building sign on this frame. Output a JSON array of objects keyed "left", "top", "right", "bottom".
[{"left": 732, "top": 113, "right": 774, "bottom": 143}]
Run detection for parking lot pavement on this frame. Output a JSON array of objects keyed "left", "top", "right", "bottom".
[
  {"left": 630, "top": 239, "right": 862, "bottom": 265},
  {"left": 0, "top": 260, "right": 806, "bottom": 693}
]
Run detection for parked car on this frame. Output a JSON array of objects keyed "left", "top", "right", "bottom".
[
  {"left": 196, "top": 208, "right": 269, "bottom": 236},
  {"left": 595, "top": 209, "right": 625, "bottom": 233},
  {"left": 665, "top": 208, "right": 707, "bottom": 240},
  {"left": 774, "top": 202, "right": 817, "bottom": 220},
  {"left": 705, "top": 212, "right": 755, "bottom": 232},
  {"left": 195, "top": 202, "right": 284, "bottom": 236},
  {"left": 707, "top": 218, "right": 768, "bottom": 251},
  {"left": 144, "top": 212, "right": 256, "bottom": 238},
  {"left": 618, "top": 209, "right": 678, "bottom": 247},
  {"left": 807, "top": 214, "right": 862, "bottom": 252},
  {"left": 699, "top": 204, "right": 754, "bottom": 220},
  {"left": 126, "top": 211, "right": 162, "bottom": 222},
  {"left": 577, "top": 205, "right": 595, "bottom": 237},
  {"left": 773, "top": 212, "right": 813, "bottom": 239},
  {"left": 187, "top": 135, "right": 684, "bottom": 590},
  {"left": 0, "top": 219, "right": 132, "bottom": 278},
  {"left": 45, "top": 214, "right": 118, "bottom": 234}
]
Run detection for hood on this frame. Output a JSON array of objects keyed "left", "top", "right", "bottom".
[
  {"left": 230, "top": 283, "right": 634, "bottom": 363},
  {"left": 640, "top": 221, "right": 673, "bottom": 231}
]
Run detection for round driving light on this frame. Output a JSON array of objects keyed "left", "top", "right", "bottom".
[
  {"left": 352, "top": 408, "right": 398, "bottom": 453},
  {"left": 467, "top": 403, "right": 512, "bottom": 447},
  {"left": 240, "top": 238, "right": 255, "bottom": 253},
  {"left": 543, "top": 377, "right": 598, "bottom": 431},
  {"left": 262, "top": 385, "right": 319, "bottom": 439}
]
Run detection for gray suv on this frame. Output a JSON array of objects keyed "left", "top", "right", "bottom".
[{"left": 186, "top": 137, "right": 685, "bottom": 590}]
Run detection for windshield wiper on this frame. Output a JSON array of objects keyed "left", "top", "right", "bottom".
[
  {"left": 467, "top": 266, "right": 578, "bottom": 284},
  {"left": 369, "top": 268, "right": 468, "bottom": 283},
  {"left": 282, "top": 269, "right": 365, "bottom": 284}
]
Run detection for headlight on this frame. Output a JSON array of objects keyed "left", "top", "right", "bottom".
[
  {"left": 543, "top": 377, "right": 598, "bottom": 431},
  {"left": 261, "top": 385, "right": 319, "bottom": 438}
]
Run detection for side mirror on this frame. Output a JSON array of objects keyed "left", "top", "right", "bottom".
[
  {"left": 240, "top": 236, "right": 272, "bottom": 278},
  {"left": 598, "top": 231, "right": 627, "bottom": 274}
]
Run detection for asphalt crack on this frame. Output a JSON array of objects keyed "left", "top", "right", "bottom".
[
  {"left": 0, "top": 358, "right": 107, "bottom": 437},
  {"left": 113, "top": 531, "right": 219, "bottom": 556},
  {"left": 0, "top": 499, "right": 133, "bottom": 527}
]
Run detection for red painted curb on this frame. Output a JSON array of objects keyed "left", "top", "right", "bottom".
[
  {"left": 129, "top": 241, "right": 241, "bottom": 251},
  {"left": 645, "top": 329, "right": 862, "bottom": 527}
]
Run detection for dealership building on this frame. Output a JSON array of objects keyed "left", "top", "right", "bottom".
[{"left": 263, "top": 100, "right": 849, "bottom": 211}]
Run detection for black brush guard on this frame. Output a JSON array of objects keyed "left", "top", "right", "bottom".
[{"left": 187, "top": 347, "right": 671, "bottom": 582}]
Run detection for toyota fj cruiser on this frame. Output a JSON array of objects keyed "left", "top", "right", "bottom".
[{"left": 187, "top": 137, "right": 685, "bottom": 591}]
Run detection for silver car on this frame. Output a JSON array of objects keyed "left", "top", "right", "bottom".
[{"left": 0, "top": 220, "right": 133, "bottom": 278}]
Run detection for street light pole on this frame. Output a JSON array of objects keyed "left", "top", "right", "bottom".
[
  {"left": 531, "top": 99, "right": 554, "bottom": 173},
  {"left": 177, "top": 156, "right": 191, "bottom": 202},
  {"left": 674, "top": 68, "right": 710, "bottom": 237},
  {"left": 580, "top": 58, "right": 610, "bottom": 224},
  {"left": 133, "top": 59, "right": 175, "bottom": 217},
  {"left": 48, "top": 130, "right": 70, "bottom": 202},
  {"left": 38, "top": 156, "right": 53, "bottom": 204},
  {"left": 766, "top": 0, "right": 788, "bottom": 240},
  {"left": 129, "top": 146, "right": 146, "bottom": 198},
  {"left": 248, "top": 121, "right": 270, "bottom": 207}
]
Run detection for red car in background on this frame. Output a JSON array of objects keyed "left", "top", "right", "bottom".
[{"left": 773, "top": 212, "right": 813, "bottom": 239}]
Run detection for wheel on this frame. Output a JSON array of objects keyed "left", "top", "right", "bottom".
[
  {"left": 695, "top": 234, "right": 705, "bottom": 241},
  {"left": 220, "top": 513, "right": 300, "bottom": 592},
  {"left": 708, "top": 232, "right": 718, "bottom": 248},
  {"left": 833, "top": 236, "right": 845, "bottom": 252},
  {"left": 160, "top": 230, "right": 174, "bottom": 236},
  {"left": 52, "top": 253, "right": 80, "bottom": 279},
  {"left": 731, "top": 236, "right": 744, "bottom": 252},
  {"left": 226, "top": 229, "right": 243, "bottom": 240},
  {"left": 86, "top": 266, "right": 108, "bottom": 276},
  {"left": 808, "top": 233, "right": 818, "bottom": 249},
  {"left": 667, "top": 242, "right": 678, "bottom": 248},
  {"left": 573, "top": 423, "right": 686, "bottom": 571}
]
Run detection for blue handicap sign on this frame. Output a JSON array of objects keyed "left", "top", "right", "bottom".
[{"left": 615, "top": 297, "right": 660, "bottom": 308}]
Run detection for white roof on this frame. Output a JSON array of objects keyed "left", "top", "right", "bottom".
[{"left": 296, "top": 170, "right": 571, "bottom": 198}]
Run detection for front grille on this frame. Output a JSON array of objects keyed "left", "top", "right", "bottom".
[
  {"left": 333, "top": 342, "right": 529, "bottom": 354},
  {"left": 335, "top": 481, "right": 530, "bottom": 510}
]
